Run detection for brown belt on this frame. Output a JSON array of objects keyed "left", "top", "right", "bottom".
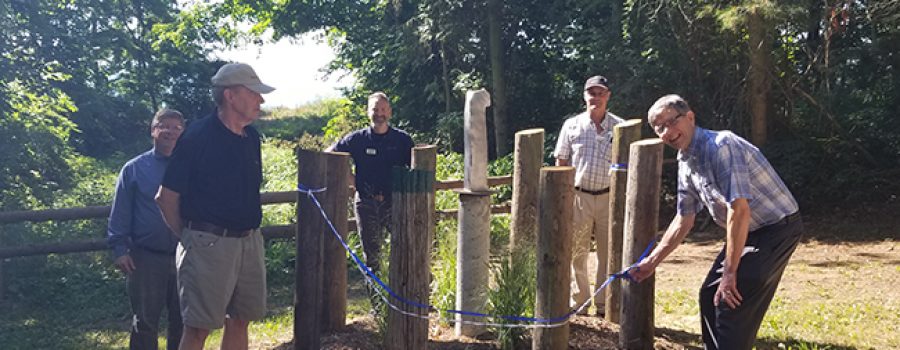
[
  {"left": 186, "top": 221, "right": 254, "bottom": 238},
  {"left": 575, "top": 186, "right": 610, "bottom": 195}
]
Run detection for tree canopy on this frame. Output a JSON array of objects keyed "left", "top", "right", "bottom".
[
  {"left": 233, "top": 0, "right": 900, "bottom": 205},
  {"left": 2, "top": 0, "right": 898, "bottom": 208}
]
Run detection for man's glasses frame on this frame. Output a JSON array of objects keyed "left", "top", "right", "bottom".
[{"left": 653, "top": 112, "right": 685, "bottom": 135}]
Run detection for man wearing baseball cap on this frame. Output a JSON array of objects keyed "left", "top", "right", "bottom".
[
  {"left": 553, "top": 75, "right": 623, "bottom": 317},
  {"left": 156, "top": 62, "right": 274, "bottom": 350}
]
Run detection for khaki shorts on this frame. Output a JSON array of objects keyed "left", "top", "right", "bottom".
[{"left": 176, "top": 227, "right": 267, "bottom": 329}]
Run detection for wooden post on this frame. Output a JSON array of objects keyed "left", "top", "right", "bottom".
[
  {"left": 620, "top": 139, "right": 663, "bottom": 350},
  {"left": 509, "top": 128, "right": 544, "bottom": 253},
  {"left": 295, "top": 149, "right": 327, "bottom": 350},
  {"left": 605, "top": 119, "right": 643, "bottom": 324},
  {"left": 533, "top": 166, "right": 574, "bottom": 350},
  {"left": 412, "top": 145, "right": 438, "bottom": 172},
  {"left": 321, "top": 151, "right": 350, "bottom": 332},
  {"left": 385, "top": 165, "right": 435, "bottom": 350}
]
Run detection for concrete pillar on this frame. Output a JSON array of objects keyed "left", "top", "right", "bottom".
[{"left": 455, "top": 89, "right": 492, "bottom": 337}]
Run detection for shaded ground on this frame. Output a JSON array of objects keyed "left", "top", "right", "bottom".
[{"left": 275, "top": 204, "right": 899, "bottom": 350}]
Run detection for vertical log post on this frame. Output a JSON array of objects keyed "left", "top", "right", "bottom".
[
  {"left": 620, "top": 139, "right": 663, "bottom": 350},
  {"left": 321, "top": 151, "right": 350, "bottom": 332},
  {"left": 605, "top": 119, "right": 643, "bottom": 324},
  {"left": 412, "top": 145, "right": 438, "bottom": 173},
  {"left": 385, "top": 163, "right": 435, "bottom": 350},
  {"left": 296, "top": 149, "right": 327, "bottom": 350},
  {"left": 533, "top": 166, "right": 575, "bottom": 350},
  {"left": 509, "top": 128, "right": 544, "bottom": 254}
]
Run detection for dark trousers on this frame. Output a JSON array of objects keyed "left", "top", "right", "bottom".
[
  {"left": 354, "top": 193, "right": 392, "bottom": 271},
  {"left": 699, "top": 214, "right": 803, "bottom": 350},
  {"left": 126, "top": 247, "right": 183, "bottom": 350}
]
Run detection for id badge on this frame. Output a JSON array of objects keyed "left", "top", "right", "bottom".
[{"left": 366, "top": 148, "right": 377, "bottom": 155}]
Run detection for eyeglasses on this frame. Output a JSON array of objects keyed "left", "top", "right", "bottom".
[
  {"left": 652, "top": 113, "right": 685, "bottom": 135},
  {"left": 153, "top": 123, "right": 184, "bottom": 131}
]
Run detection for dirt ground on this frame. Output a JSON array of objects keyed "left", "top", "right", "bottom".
[{"left": 272, "top": 205, "right": 899, "bottom": 349}]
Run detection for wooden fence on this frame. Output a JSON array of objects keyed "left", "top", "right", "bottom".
[{"left": 0, "top": 175, "right": 513, "bottom": 299}]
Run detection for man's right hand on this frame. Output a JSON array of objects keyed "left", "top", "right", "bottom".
[
  {"left": 630, "top": 258, "right": 656, "bottom": 282},
  {"left": 114, "top": 254, "right": 136, "bottom": 274}
]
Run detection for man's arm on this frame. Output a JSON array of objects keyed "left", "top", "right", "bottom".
[
  {"left": 716, "top": 197, "right": 750, "bottom": 309},
  {"left": 632, "top": 213, "right": 696, "bottom": 281},
  {"left": 555, "top": 158, "right": 570, "bottom": 166},
  {"left": 155, "top": 186, "right": 183, "bottom": 238},
  {"left": 107, "top": 167, "right": 137, "bottom": 274}
]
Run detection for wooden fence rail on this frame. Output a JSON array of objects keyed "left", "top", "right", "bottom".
[
  {"left": 0, "top": 176, "right": 512, "bottom": 260},
  {"left": 0, "top": 176, "right": 511, "bottom": 224}
]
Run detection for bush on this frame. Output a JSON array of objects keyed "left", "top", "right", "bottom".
[{"left": 487, "top": 247, "right": 537, "bottom": 350}]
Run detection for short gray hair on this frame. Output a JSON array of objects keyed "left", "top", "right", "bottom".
[
  {"left": 647, "top": 94, "right": 691, "bottom": 123},
  {"left": 151, "top": 108, "right": 184, "bottom": 127},
  {"left": 367, "top": 91, "right": 389, "bottom": 106}
]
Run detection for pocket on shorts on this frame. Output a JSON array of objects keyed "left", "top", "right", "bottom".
[{"left": 183, "top": 229, "right": 221, "bottom": 250}]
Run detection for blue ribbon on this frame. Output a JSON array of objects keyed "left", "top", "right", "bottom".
[{"left": 298, "top": 184, "right": 655, "bottom": 325}]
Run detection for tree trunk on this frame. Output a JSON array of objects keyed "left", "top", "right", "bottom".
[
  {"left": 487, "top": 0, "right": 510, "bottom": 156},
  {"left": 748, "top": 9, "right": 772, "bottom": 146}
]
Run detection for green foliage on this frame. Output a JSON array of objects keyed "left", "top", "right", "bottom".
[
  {"left": 430, "top": 219, "right": 458, "bottom": 324},
  {"left": 256, "top": 97, "right": 353, "bottom": 141},
  {"left": 487, "top": 247, "right": 537, "bottom": 350},
  {"left": 0, "top": 83, "right": 78, "bottom": 210},
  {"left": 233, "top": 0, "right": 900, "bottom": 208},
  {"left": 322, "top": 98, "right": 368, "bottom": 146}
]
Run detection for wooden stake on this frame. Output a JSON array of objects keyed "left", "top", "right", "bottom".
[
  {"left": 510, "top": 128, "right": 544, "bottom": 253},
  {"left": 321, "top": 151, "right": 350, "bottom": 332},
  {"left": 620, "top": 139, "right": 663, "bottom": 350},
  {"left": 295, "top": 149, "right": 327, "bottom": 350},
  {"left": 605, "top": 119, "right": 643, "bottom": 324},
  {"left": 385, "top": 159, "right": 435, "bottom": 350},
  {"left": 533, "top": 166, "right": 574, "bottom": 350}
]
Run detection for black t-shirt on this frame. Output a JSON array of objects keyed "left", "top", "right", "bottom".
[
  {"left": 332, "top": 126, "right": 415, "bottom": 198},
  {"left": 162, "top": 111, "right": 263, "bottom": 230}
]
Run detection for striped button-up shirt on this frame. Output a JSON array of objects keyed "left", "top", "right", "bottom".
[
  {"left": 677, "top": 127, "right": 799, "bottom": 231},
  {"left": 554, "top": 111, "right": 624, "bottom": 191}
]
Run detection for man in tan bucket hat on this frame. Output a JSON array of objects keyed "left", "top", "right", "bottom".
[{"left": 156, "top": 62, "right": 274, "bottom": 350}]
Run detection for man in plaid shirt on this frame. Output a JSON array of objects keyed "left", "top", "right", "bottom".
[
  {"left": 633, "top": 94, "right": 803, "bottom": 350},
  {"left": 553, "top": 75, "right": 623, "bottom": 316}
]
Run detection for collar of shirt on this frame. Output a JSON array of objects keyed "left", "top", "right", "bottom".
[
  {"left": 677, "top": 126, "right": 709, "bottom": 162},
  {"left": 576, "top": 111, "right": 613, "bottom": 133},
  {"left": 151, "top": 146, "right": 170, "bottom": 160}
]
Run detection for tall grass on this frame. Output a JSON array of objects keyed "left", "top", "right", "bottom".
[
  {"left": 430, "top": 219, "right": 458, "bottom": 324},
  {"left": 487, "top": 247, "right": 536, "bottom": 350}
]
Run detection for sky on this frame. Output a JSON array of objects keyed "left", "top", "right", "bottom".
[{"left": 212, "top": 33, "right": 354, "bottom": 109}]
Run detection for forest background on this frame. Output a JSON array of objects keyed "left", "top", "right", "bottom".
[{"left": 1, "top": 0, "right": 898, "bottom": 349}]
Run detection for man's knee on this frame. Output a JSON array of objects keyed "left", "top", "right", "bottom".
[
  {"left": 224, "top": 317, "right": 250, "bottom": 331},
  {"left": 178, "top": 325, "right": 210, "bottom": 350}
]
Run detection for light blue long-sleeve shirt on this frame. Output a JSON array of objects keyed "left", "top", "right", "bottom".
[{"left": 106, "top": 148, "right": 178, "bottom": 258}]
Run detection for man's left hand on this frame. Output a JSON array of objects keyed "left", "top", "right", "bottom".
[{"left": 714, "top": 271, "right": 743, "bottom": 309}]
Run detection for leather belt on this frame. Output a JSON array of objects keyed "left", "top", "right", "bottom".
[
  {"left": 186, "top": 221, "right": 254, "bottom": 238},
  {"left": 772, "top": 212, "right": 801, "bottom": 226},
  {"left": 575, "top": 186, "right": 610, "bottom": 195}
]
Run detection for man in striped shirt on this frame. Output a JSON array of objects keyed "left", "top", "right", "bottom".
[
  {"left": 633, "top": 94, "right": 803, "bottom": 350},
  {"left": 553, "top": 75, "right": 623, "bottom": 316}
]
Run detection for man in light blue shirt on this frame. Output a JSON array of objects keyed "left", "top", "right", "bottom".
[
  {"left": 633, "top": 95, "right": 802, "bottom": 350},
  {"left": 107, "top": 108, "right": 184, "bottom": 350}
]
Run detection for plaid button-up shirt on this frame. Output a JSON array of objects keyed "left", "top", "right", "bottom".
[
  {"left": 677, "top": 127, "right": 799, "bottom": 231},
  {"left": 554, "top": 111, "right": 624, "bottom": 191}
]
